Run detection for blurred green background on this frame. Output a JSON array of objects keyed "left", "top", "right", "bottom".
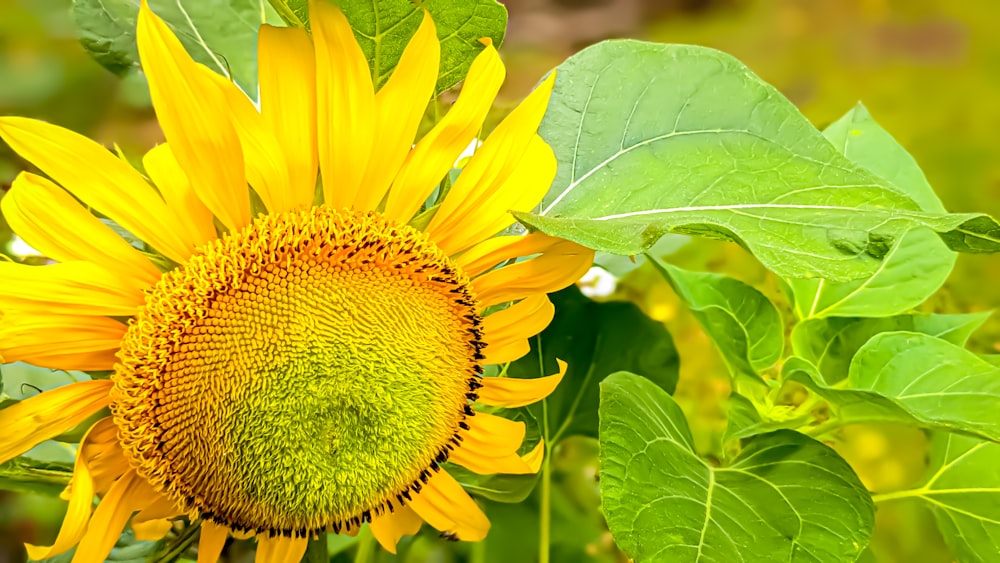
[{"left": 1, "top": 0, "right": 998, "bottom": 561}]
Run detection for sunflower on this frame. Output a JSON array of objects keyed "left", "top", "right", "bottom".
[{"left": 0, "top": 1, "right": 592, "bottom": 560}]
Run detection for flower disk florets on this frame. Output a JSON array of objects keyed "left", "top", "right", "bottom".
[{"left": 111, "top": 206, "right": 484, "bottom": 536}]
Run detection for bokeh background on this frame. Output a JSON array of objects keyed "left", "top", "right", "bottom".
[{"left": 1, "top": 0, "right": 998, "bottom": 561}]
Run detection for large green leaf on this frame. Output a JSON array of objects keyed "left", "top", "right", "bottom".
[
  {"left": 508, "top": 286, "right": 678, "bottom": 442},
  {"left": 0, "top": 456, "right": 72, "bottom": 497},
  {"left": 784, "top": 331, "right": 1000, "bottom": 441},
  {"left": 791, "top": 312, "right": 990, "bottom": 384},
  {"left": 269, "top": 0, "right": 506, "bottom": 92},
  {"left": 789, "top": 104, "right": 956, "bottom": 318},
  {"left": 893, "top": 433, "right": 1000, "bottom": 562},
  {"left": 649, "top": 256, "right": 782, "bottom": 377},
  {"left": 851, "top": 332, "right": 1000, "bottom": 440},
  {"left": 73, "top": 0, "right": 281, "bottom": 96},
  {"left": 599, "top": 372, "right": 873, "bottom": 562},
  {"left": 519, "top": 41, "right": 1000, "bottom": 282}
]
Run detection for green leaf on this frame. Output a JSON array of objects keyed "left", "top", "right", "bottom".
[
  {"left": 784, "top": 331, "right": 1000, "bottom": 441},
  {"left": 0, "top": 456, "right": 73, "bottom": 497},
  {"left": 791, "top": 312, "right": 991, "bottom": 384},
  {"left": 267, "top": 0, "right": 308, "bottom": 27},
  {"left": 600, "top": 372, "right": 874, "bottom": 562},
  {"left": 519, "top": 41, "right": 1000, "bottom": 282},
  {"left": 851, "top": 332, "right": 1000, "bottom": 440},
  {"left": 789, "top": 104, "right": 957, "bottom": 318},
  {"left": 508, "top": 286, "right": 678, "bottom": 442},
  {"left": 452, "top": 465, "right": 539, "bottom": 504},
  {"left": 825, "top": 103, "right": 946, "bottom": 213},
  {"left": 73, "top": 0, "right": 281, "bottom": 96},
  {"left": 649, "top": 256, "right": 782, "bottom": 377},
  {"left": 887, "top": 433, "right": 1000, "bottom": 563},
  {"left": 270, "top": 0, "right": 507, "bottom": 92},
  {"left": 722, "top": 391, "right": 801, "bottom": 443}
]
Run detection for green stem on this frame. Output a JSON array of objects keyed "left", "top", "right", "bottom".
[
  {"left": 304, "top": 533, "right": 329, "bottom": 563},
  {"left": 353, "top": 526, "right": 376, "bottom": 563},
  {"left": 539, "top": 397, "right": 552, "bottom": 563},
  {"left": 800, "top": 419, "right": 845, "bottom": 438},
  {"left": 470, "top": 536, "right": 487, "bottom": 563},
  {"left": 871, "top": 488, "right": 927, "bottom": 504},
  {"left": 536, "top": 335, "right": 552, "bottom": 563},
  {"left": 156, "top": 520, "right": 201, "bottom": 563},
  {"left": 539, "top": 449, "right": 552, "bottom": 563}
]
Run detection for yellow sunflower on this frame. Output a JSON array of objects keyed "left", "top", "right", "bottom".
[{"left": 0, "top": 1, "right": 592, "bottom": 560}]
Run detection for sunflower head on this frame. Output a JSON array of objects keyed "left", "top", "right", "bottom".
[
  {"left": 0, "top": 0, "right": 593, "bottom": 559},
  {"left": 114, "top": 207, "right": 485, "bottom": 536}
]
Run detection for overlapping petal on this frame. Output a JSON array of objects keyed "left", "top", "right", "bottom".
[
  {"left": 311, "top": 0, "right": 376, "bottom": 209},
  {"left": 383, "top": 41, "right": 505, "bottom": 223},
  {"left": 0, "top": 380, "right": 112, "bottom": 464},
  {"left": 136, "top": 2, "right": 250, "bottom": 232},
  {"left": 258, "top": 24, "right": 318, "bottom": 210}
]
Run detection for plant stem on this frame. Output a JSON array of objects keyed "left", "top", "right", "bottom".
[
  {"left": 539, "top": 393, "right": 552, "bottom": 563},
  {"left": 352, "top": 526, "right": 375, "bottom": 563},
  {"left": 470, "top": 536, "right": 487, "bottom": 563},
  {"left": 155, "top": 520, "right": 201, "bottom": 563},
  {"left": 304, "top": 533, "right": 329, "bottom": 563},
  {"left": 870, "top": 488, "right": 927, "bottom": 504},
  {"left": 800, "top": 419, "right": 845, "bottom": 438}
]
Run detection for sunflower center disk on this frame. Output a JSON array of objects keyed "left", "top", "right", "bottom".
[{"left": 112, "top": 207, "right": 483, "bottom": 536}]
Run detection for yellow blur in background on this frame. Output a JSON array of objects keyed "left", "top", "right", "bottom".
[{"left": 1, "top": 0, "right": 998, "bottom": 561}]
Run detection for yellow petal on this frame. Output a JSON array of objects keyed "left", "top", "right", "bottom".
[
  {"left": 428, "top": 133, "right": 556, "bottom": 255},
  {"left": 75, "top": 417, "right": 130, "bottom": 496},
  {"left": 143, "top": 144, "right": 218, "bottom": 247},
  {"left": 259, "top": 24, "right": 318, "bottom": 210},
  {"left": 24, "top": 420, "right": 107, "bottom": 560},
  {"left": 133, "top": 492, "right": 182, "bottom": 524},
  {"left": 383, "top": 41, "right": 505, "bottom": 223},
  {"left": 407, "top": 470, "right": 490, "bottom": 542},
  {"left": 197, "top": 66, "right": 294, "bottom": 214},
  {"left": 0, "top": 380, "right": 112, "bottom": 464},
  {"left": 482, "top": 294, "right": 554, "bottom": 364},
  {"left": 371, "top": 504, "right": 422, "bottom": 554},
  {"left": 456, "top": 232, "right": 570, "bottom": 278},
  {"left": 197, "top": 521, "right": 230, "bottom": 563},
  {"left": 477, "top": 360, "right": 567, "bottom": 408},
  {"left": 311, "top": 0, "right": 375, "bottom": 209},
  {"left": 132, "top": 519, "right": 174, "bottom": 541},
  {"left": 473, "top": 246, "right": 594, "bottom": 310},
  {"left": 86, "top": 445, "right": 132, "bottom": 497},
  {"left": 461, "top": 412, "right": 526, "bottom": 455},
  {"left": 0, "top": 261, "right": 144, "bottom": 316},
  {"left": 0, "top": 312, "right": 125, "bottom": 371},
  {"left": 450, "top": 438, "right": 545, "bottom": 475},
  {"left": 2, "top": 173, "right": 160, "bottom": 287},
  {"left": 352, "top": 12, "right": 439, "bottom": 212},
  {"left": 137, "top": 2, "right": 250, "bottom": 232},
  {"left": 0, "top": 117, "right": 193, "bottom": 263},
  {"left": 255, "top": 535, "right": 308, "bottom": 563},
  {"left": 425, "top": 73, "right": 556, "bottom": 252},
  {"left": 72, "top": 470, "right": 147, "bottom": 563}
]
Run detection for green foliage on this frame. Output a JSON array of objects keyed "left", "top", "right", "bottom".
[
  {"left": 522, "top": 41, "right": 1000, "bottom": 282},
  {"left": 789, "top": 104, "right": 957, "bottom": 318},
  {"left": 73, "top": 0, "right": 282, "bottom": 96},
  {"left": 649, "top": 257, "right": 782, "bottom": 377},
  {"left": 900, "top": 433, "right": 1000, "bottom": 563},
  {"left": 268, "top": 0, "right": 506, "bottom": 92},
  {"left": 508, "top": 286, "right": 679, "bottom": 442},
  {"left": 0, "top": 456, "right": 72, "bottom": 497},
  {"left": 791, "top": 313, "right": 990, "bottom": 384},
  {"left": 600, "top": 372, "right": 874, "bottom": 562}
]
